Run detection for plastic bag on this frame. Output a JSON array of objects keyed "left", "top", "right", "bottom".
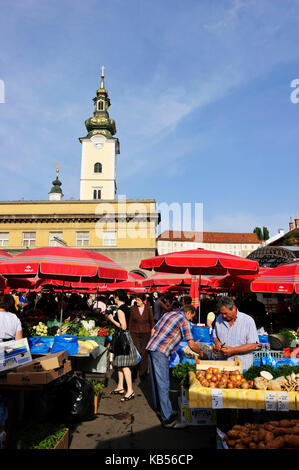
[
  {"left": 28, "top": 337, "right": 52, "bottom": 354},
  {"left": 51, "top": 335, "right": 78, "bottom": 355},
  {"left": 60, "top": 375, "right": 95, "bottom": 423},
  {"left": 191, "top": 325, "right": 211, "bottom": 343}
]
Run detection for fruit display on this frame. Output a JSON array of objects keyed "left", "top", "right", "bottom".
[
  {"left": 195, "top": 367, "right": 253, "bottom": 389},
  {"left": 224, "top": 420, "right": 299, "bottom": 449}
]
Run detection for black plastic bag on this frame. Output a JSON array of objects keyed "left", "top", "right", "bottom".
[
  {"left": 60, "top": 375, "right": 95, "bottom": 423},
  {"left": 31, "top": 372, "right": 72, "bottom": 423}
]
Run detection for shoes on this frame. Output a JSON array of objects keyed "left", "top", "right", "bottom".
[
  {"left": 120, "top": 392, "right": 135, "bottom": 402},
  {"left": 110, "top": 389, "right": 125, "bottom": 395},
  {"left": 162, "top": 414, "right": 179, "bottom": 428},
  {"left": 155, "top": 410, "right": 178, "bottom": 418}
]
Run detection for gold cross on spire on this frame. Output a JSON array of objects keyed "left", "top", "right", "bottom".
[
  {"left": 56, "top": 161, "right": 60, "bottom": 176},
  {"left": 101, "top": 65, "right": 105, "bottom": 78}
]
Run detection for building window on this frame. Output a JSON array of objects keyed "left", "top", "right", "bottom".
[
  {"left": 22, "top": 232, "right": 36, "bottom": 248},
  {"left": 94, "top": 162, "right": 102, "bottom": 173},
  {"left": 93, "top": 189, "right": 101, "bottom": 200},
  {"left": 0, "top": 232, "right": 9, "bottom": 247},
  {"left": 102, "top": 231, "right": 117, "bottom": 247},
  {"left": 49, "top": 232, "right": 63, "bottom": 247},
  {"left": 76, "top": 232, "right": 89, "bottom": 247},
  {"left": 97, "top": 100, "right": 104, "bottom": 111}
]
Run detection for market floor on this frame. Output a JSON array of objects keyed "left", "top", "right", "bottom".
[{"left": 68, "top": 370, "right": 216, "bottom": 450}]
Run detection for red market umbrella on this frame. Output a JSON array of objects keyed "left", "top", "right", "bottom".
[
  {"left": 141, "top": 271, "right": 192, "bottom": 287},
  {"left": 140, "top": 248, "right": 259, "bottom": 321},
  {"left": 0, "top": 247, "right": 128, "bottom": 327},
  {"left": 0, "top": 247, "right": 128, "bottom": 282},
  {"left": 140, "top": 248, "right": 259, "bottom": 276},
  {"left": 250, "top": 261, "right": 299, "bottom": 294},
  {"left": 189, "top": 276, "right": 200, "bottom": 310}
]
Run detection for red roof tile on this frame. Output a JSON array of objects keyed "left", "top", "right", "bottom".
[{"left": 157, "top": 230, "right": 261, "bottom": 244}]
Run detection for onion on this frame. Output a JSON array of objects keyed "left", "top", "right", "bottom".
[
  {"left": 206, "top": 373, "right": 213, "bottom": 381},
  {"left": 227, "top": 382, "right": 234, "bottom": 389},
  {"left": 241, "top": 382, "right": 249, "bottom": 389},
  {"left": 211, "top": 375, "right": 218, "bottom": 382},
  {"left": 209, "top": 381, "right": 217, "bottom": 388}
]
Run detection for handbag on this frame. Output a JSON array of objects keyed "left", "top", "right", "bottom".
[{"left": 110, "top": 328, "right": 130, "bottom": 356}]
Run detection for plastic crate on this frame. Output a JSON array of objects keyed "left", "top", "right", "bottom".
[{"left": 253, "top": 350, "right": 283, "bottom": 359}]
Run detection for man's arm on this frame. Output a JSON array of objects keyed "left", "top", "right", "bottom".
[
  {"left": 187, "top": 339, "right": 204, "bottom": 358},
  {"left": 221, "top": 343, "right": 261, "bottom": 357}
]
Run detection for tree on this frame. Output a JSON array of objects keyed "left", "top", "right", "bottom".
[
  {"left": 253, "top": 227, "right": 263, "bottom": 241},
  {"left": 253, "top": 226, "right": 269, "bottom": 241},
  {"left": 262, "top": 226, "right": 269, "bottom": 241}
]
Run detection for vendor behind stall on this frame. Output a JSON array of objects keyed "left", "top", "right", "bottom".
[
  {"left": 213, "top": 296, "right": 260, "bottom": 371},
  {"left": 0, "top": 294, "right": 23, "bottom": 342}
]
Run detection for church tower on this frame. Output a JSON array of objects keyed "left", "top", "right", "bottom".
[{"left": 79, "top": 67, "right": 120, "bottom": 200}]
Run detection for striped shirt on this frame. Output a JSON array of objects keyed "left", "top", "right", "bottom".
[
  {"left": 146, "top": 310, "right": 193, "bottom": 357},
  {"left": 213, "top": 310, "right": 259, "bottom": 371}
]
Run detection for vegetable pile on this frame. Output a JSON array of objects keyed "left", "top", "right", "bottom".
[
  {"left": 196, "top": 368, "right": 252, "bottom": 389},
  {"left": 224, "top": 420, "right": 299, "bottom": 449}
]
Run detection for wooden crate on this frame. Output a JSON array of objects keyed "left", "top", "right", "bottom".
[
  {"left": 53, "top": 429, "right": 69, "bottom": 449},
  {"left": 195, "top": 356, "right": 243, "bottom": 373}
]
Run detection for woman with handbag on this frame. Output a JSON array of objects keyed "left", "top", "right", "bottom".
[
  {"left": 106, "top": 290, "right": 139, "bottom": 402},
  {"left": 129, "top": 293, "right": 154, "bottom": 380}
]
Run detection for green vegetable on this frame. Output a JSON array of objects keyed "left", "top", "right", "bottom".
[
  {"left": 244, "top": 364, "right": 299, "bottom": 381},
  {"left": 14, "top": 423, "right": 67, "bottom": 449},
  {"left": 172, "top": 362, "right": 195, "bottom": 387},
  {"left": 87, "top": 378, "right": 105, "bottom": 394}
]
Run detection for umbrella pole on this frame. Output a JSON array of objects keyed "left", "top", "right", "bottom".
[
  {"left": 198, "top": 275, "right": 201, "bottom": 324},
  {"left": 59, "top": 280, "right": 65, "bottom": 334}
]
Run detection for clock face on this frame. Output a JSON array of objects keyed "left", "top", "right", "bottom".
[{"left": 90, "top": 134, "right": 106, "bottom": 149}]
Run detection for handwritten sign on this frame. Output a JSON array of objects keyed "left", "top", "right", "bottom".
[
  {"left": 265, "top": 391, "right": 277, "bottom": 411},
  {"left": 277, "top": 392, "right": 289, "bottom": 412},
  {"left": 211, "top": 389, "right": 223, "bottom": 409}
]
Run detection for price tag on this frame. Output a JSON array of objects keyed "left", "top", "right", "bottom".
[
  {"left": 211, "top": 389, "right": 223, "bottom": 409},
  {"left": 265, "top": 391, "right": 277, "bottom": 411},
  {"left": 277, "top": 392, "right": 289, "bottom": 412}
]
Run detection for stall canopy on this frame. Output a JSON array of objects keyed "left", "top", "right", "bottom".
[{"left": 250, "top": 261, "right": 299, "bottom": 294}]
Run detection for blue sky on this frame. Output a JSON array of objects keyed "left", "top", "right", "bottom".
[{"left": 0, "top": 0, "right": 299, "bottom": 237}]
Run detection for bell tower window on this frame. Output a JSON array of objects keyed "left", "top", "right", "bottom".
[
  {"left": 93, "top": 189, "right": 101, "bottom": 200},
  {"left": 94, "top": 162, "right": 102, "bottom": 173},
  {"left": 98, "top": 100, "right": 104, "bottom": 111}
]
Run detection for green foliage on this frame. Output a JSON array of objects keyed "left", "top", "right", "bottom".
[
  {"left": 15, "top": 423, "right": 67, "bottom": 449},
  {"left": 262, "top": 226, "right": 269, "bottom": 241},
  {"left": 172, "top": 362, "right": 195, "bottom": 387},
  {"left": 253, "top": 226, "right": 269, "bottom": 241},
  {"left": 278, "top": 329, "right": 297, "bottom": 341},
  {"left": 87, "top": 378, "right": 105, "bottom": 394},
  {"left": 253, "top": 227, "right": 263, "bottom": 241}
]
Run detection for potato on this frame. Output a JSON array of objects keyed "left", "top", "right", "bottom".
[
  {"left": 264, "top": 424, "right": 275, "bottom": 432},
  {"left": 257, "top": 441, "right": 266, "bottom": 449},
  {"left": 242, "top": 436, "right": 252, "bottom": 446},
  {"left": 248, "top": 442, "right": 257, "bottom": 449},
  {"left": 279, "top": 419, "right": 292, "bottom": 427},
  {"left": 284, "top": 435, "right": 299, "bottom": 448},
  {"left": 273, "top": 427, "right": 291, "bottom": 436},
  {"left": 235, "top": 444, "right": 247, "bottom": 449},
  {"left": 264, "top": 431, "right": 274, "bottom": 444},
  {"left": 258, "top": 429, "right": 266, "bottom": 441},
  {"left": 227, "top": 430, "right": 241, "bottom": 439},
  {"left": 267, "top": 436, "right": 285, "bottom": 449}
]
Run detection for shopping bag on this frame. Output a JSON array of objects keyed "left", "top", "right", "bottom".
[
  {"left": 28, "top": 337, "right": 52, "bottom": 354},
  {"left": 51, "top": 335, "right": 78, "bottom": 355},
  {"left": 110, "top": 329, "right": 130, "bottom": 356}
]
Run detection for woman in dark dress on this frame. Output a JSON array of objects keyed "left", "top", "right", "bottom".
[
  {"left": 106, "top": 290, "right": 139, "bottom": 402},
  {"left": 129, "top": 293, "right": 154, "bottom": 380}
]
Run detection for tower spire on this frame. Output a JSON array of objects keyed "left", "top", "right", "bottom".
[
  {"left": 49, "top": 162, "right": 63, "bottom": 200},
  {"left": 84, "top": 66, "right": 116, "bottom": 138}
]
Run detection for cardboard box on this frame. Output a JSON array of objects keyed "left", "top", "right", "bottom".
[
  {"left": 178, "top": 398, "right": 217, "bottom": 426},
  {"left": 6, "top": 360, "right": 72, "bottom": 385},
  {"left": 0, "top": 338, "right": 32, "bottom": 373},
  {"left": 19, "top": 351, "right": 68, "bottom": 372}
]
